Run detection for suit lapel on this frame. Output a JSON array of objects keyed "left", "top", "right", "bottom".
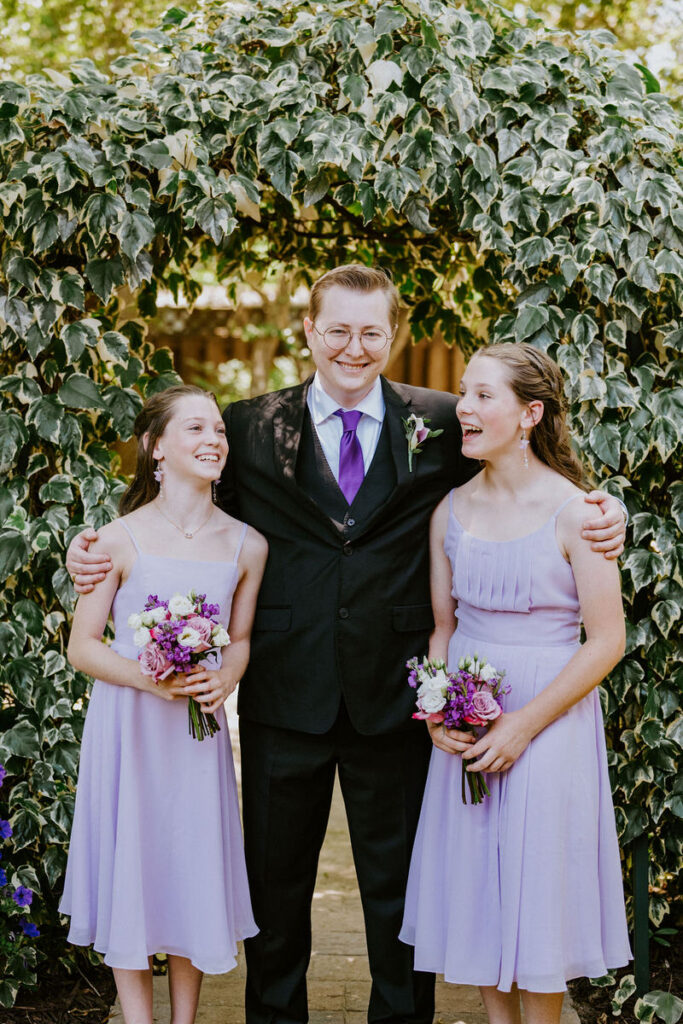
[
  {"left": 271, "top": 375, "right": 417, "bottom": 541},
  {"left": 272, "top": 377, "right": 344, "bottom": 539},
  {"left": 382, "top": 377, "right": 415, "bottom": 493},
  {"left": 272, "top": 377, "right": 310, "bottom": 488},
  {"left": 348, "top": 378, "right": 415, "bottom": 540}
]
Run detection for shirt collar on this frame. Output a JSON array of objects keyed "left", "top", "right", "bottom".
[{"left": 307, "top": 373, "right": 385, "bottom": 426}]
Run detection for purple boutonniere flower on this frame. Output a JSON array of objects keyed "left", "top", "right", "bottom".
[{"left": 402, "top": 413, "right": 443, "bottom": 471}]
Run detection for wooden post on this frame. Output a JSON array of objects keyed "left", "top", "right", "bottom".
[{"left": 632, "top": 833, "right": 650, "bottom": 995}]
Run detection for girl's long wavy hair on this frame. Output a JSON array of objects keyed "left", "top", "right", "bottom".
[
  {"left": 472, "top": 343, "right": 589, "bottom": 490},
  {"left": 119, "top": 385, "right": 220, "bottom": 516}
]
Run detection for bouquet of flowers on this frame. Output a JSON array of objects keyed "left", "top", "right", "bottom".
[
  {"left": 407, "top": 653, "right": 509, "bottom": 804},
  {"left": 129, "top": 591, "right": 231, "bottom": 741}
]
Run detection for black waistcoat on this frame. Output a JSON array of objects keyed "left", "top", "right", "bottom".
[{"left": 295, "top": 409, "right": 396, "bottom": 526}]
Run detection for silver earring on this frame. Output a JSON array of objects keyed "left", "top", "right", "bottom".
[
  {"left": 211, "top": 480, "right": 217, "bottom": 504},
  {"left": 520, "top": 429, "right": 529, "bottom": 468},
  {"left": 154, "top": 461, "right": 164, "bottom": 496}
]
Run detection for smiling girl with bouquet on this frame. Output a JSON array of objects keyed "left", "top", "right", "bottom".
[
  {"left": 60, "top": 385, "right": 267, "bottom": 1024},
  {"left": 400, "top": 344, "right": 631, "bottom": 1024}
]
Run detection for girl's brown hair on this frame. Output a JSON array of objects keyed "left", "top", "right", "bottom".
[
  {"left": 119, "top": 385, "right": 221, "bottom": 516},
  {"left": 308, "top": 264, "right": 400, "bottom": 326},
  {"left": 472, "top": 342, "right": 588, "bottom": 490}
]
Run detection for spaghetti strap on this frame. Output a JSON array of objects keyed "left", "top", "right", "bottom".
[
  {"left": 232, "top": 522, "right": 248, "bottom": 565},
  {"left": 118, "top": 518, "right": 142, "bottom": 553},
  {"left": 553, "top": 493, "right": 584, "bottom": 519}
]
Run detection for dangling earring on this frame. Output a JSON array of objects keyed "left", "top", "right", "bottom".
[
  {"left": 211, "top": 480, "right": 217, "bottom": 504},
  {"left": 519, "top": 429, "right": 530, "bottom": 468},
  {"left": 154, "top": 461, "right": 164, "bottom": 497}
]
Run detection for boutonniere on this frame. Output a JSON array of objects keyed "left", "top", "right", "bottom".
[{"left": 403, "top": 413, "right": 443, "bottom": 471}]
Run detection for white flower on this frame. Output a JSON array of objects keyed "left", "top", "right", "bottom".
[
  {"left": 168, "top": 594, "right": 195, "bottom": 617},
  {"left": 133, "top": 626, "right": 152, "bottom": 648},
  {"left": 127, "top": 612, "right": 142, "bottom": 630},
  {"left": 429, "top": 668, "right": 451, "bottom": 690},
  {"left": 479, "top": 662, "right": 499, "bottom": 682},
  {"left": 417, "top": 679, "right": 447, "bottom": 714},
  {"left": 211, "top": 626, "right": 231, "bottom": 648},
  {"left": 177, "top": 626, "right": 202, "bottom": 648},
  {"left": 150, "top": 606, "right": 167, "bottom": 624},
  {"left": 366, "top": 58, "right": 404, "bottom": 94},
  {"left": 140, "top": 610, "right": 157, "bottom": 627}
]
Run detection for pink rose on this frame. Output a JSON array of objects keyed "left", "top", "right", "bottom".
[
  {"left": 186, "top": 616, "right": 214, "bottom": 643},
  {"left": 464, "top": 690, "right": 502, "bottom": 726},
  {"left": 139, "top": 643, "right": 174, "bottom": 681},
  {"left": 412, "top": 711, "right": 445, "bottom": 722}
]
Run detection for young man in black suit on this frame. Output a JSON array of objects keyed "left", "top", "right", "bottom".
[{"left": 68, "top": 265, "right": 626, "bottom": 1024}]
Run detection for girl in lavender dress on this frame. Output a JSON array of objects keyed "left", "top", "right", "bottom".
[
  {"left": 61, "top": 385, "right": 267, "bottom": 1024},
  {"left": 400, "top": 345, "right": 631, "bottom": 1024}
]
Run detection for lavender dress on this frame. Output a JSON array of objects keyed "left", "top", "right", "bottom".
[
  {"left": 400, "top": 492, "right": 631, "bottom": 992},
  {"left": 60, "top": 520, "right": 257, "bottom": 973}
]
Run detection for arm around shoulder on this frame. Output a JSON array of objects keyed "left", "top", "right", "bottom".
[
  {"left": 66, "top": 522, "right": 161, "bottom": 694},
  {"left": 560, "top": 498, "right": 626, "bottom": 668}
]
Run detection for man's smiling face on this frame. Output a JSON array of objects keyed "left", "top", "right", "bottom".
[{"left": 304, "top": 284, "right": 395, "bottom": 408}]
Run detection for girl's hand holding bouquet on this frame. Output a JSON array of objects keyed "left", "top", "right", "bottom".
[
  {"left": 407, "top": 653, "right": 509, "bottom": 804},
  {"left": 130, "top": 590, "right": 231, "bottom": 741}
]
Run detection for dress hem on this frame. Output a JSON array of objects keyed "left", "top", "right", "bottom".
[
  {"left": 64, "top": 927, "right": 259, "bottom": 975},
  {"left": 406, "top": 950, "right": 633, "bottom": 993}
]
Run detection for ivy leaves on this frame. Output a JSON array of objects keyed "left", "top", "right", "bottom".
[{"left": 0, "top": 0, "right": 681, "bottom": 1008}]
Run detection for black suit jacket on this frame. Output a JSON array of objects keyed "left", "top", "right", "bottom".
[{"left": 218, "top": 376, "right": 476, "bottom": 735}]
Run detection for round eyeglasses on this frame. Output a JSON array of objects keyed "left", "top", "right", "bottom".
[{"left": 312, "top": 323, "right": 394, "bottom": 353}]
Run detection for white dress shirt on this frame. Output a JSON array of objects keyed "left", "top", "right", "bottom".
[{"left": 306, "top": 373, "right": 386, "bottom": 481}]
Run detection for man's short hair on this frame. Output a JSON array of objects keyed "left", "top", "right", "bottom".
[{"left": 308, "top": 265, "right": 399, "bottom": 325}]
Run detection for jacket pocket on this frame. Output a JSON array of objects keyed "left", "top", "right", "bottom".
[
  {"left": 392, "top": 604, "right": 434, "bottom": 632},
  {"left": 253, "top": 607, "right": 292, "bottom": 632}
]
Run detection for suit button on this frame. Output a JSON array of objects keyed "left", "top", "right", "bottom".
[
  {"left": 346, "top": 517, "right": 356, "bottom": 527},
  {"left": 339, "top": 607, "right": 349, "bottom": 619},
  {"left": 343, "top": 543, "right": 353, "bottom": 556}
]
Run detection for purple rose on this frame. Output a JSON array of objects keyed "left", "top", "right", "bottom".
[
  {"left": 464, "top": 689, "right": 502, "bottom": 726},
  {"left": 139, "top": 643, "right": 174, "bottom": 681}
]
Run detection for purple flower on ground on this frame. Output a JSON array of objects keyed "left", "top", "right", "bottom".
[
  {"left": 0, "top": 819, "right": 12, "bottom": 839},
  {"left": 0, "top": 868, "right": 7, "bottom": 886},
  {"left": 20, "top": 918, "right": 40, "bottom": 938},
  {"left": 0, "top": 764, "right": 6, "bottom": 787},
  {"left": 12, "top": 886, "right": 33, "bottom": 907}
]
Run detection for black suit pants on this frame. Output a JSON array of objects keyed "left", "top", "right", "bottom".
[{"left": 240, "top": 704, "right": 435, "bottom": 1024}]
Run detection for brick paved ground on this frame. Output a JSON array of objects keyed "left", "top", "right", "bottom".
[{"left": 110, "top": 696, "right": 578, "bottom": 1024}]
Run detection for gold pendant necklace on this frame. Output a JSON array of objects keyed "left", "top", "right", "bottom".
[{"left": 155, "top": 500, "right": 214, "bottom": 539}]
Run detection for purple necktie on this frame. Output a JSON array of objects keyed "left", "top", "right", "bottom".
[{"left": 335, "top": 409, "right": 364, "bottom": 505}]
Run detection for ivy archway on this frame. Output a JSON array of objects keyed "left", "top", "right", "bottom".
[{"left": 0, "top": 0, "right": 681, "bottom": 1006}]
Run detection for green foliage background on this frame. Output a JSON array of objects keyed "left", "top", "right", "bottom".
[{"left": 0, "top": 0, "right": 681, "bottom": 1010}]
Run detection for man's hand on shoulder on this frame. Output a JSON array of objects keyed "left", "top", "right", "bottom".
[
  {"left": 582, "top": 490, "right": 627, "bottom": 559},
  {"left": 66, "top": 527, "right": 113, "bottom": 594}
]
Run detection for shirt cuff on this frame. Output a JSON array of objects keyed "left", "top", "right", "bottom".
[{"left": 614, "top": 497, "right": 629, "bottom": 528}]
